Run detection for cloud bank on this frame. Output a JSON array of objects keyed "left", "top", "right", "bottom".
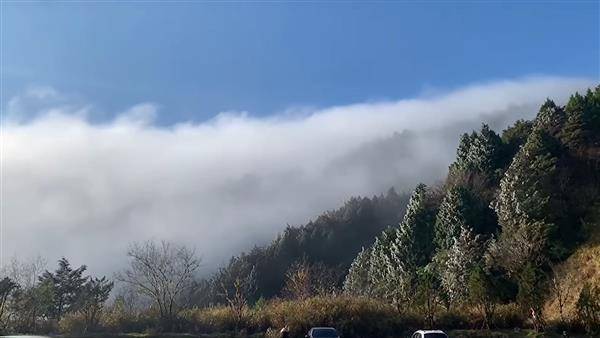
[{"left": 1, "top": 77, "right": 594, "bottom": 276}]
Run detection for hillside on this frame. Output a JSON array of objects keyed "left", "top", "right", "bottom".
[
  {"left": 544, "top": 218, "right": 600, "bottom": 323},
  {"left": 200, "top": 189, "right": 410, "bottom": 303},
  {"left": 343, "top": 86, "right": 600, "bottom": 333}
]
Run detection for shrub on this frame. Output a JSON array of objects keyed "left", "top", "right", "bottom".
[
  {"left": 493, "top": 303, "right": 525, "bottom": 329},
  {"left": 576, "top": 283, "right": 600, "bottom": 335},
  {"left": 182, "top": 295, "right": 418, "bottom": 337},
  {"left": 436, "top": 309, "right": 471, "bottom": 330},
  {"left": 59, "top": 312, "right": 88, "bottom": 335},
  {"left": 256, "top": 295, "right": 416, "bottom": 338},
  {"left": 101, "top": 304, "right": 157, "bottom": 333},
  {"left": 180, "top": 305, "right": 256, "bottom": 334}
]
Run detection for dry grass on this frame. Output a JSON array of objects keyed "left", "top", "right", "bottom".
[{"left": 543, "top": 224, "right": 600, "bottom": 323}]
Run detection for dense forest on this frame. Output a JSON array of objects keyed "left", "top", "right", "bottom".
[
  {"left": 1, "top": 87, "right": 600, "bottom": 337},
  {"left": 201, "top": 188, "right": 409, "bottom": 304},
  {"left": 342, "top": 87, "right": 600, "bottom": 333}
]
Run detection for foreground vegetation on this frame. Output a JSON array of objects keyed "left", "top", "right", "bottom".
[
  {"left": 1, "top": 87, "right": 599, "bottom": 337},
  {"left": 10, "top": 295, "right": 596, "bottom": 337}
]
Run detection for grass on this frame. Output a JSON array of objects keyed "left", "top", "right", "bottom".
[{"left": 543, "top": 223, "right": 600, "bottom": 323}]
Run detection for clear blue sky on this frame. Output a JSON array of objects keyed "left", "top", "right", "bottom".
[{"left": 2, "top": 1, "right": 599, "bottom": 124}]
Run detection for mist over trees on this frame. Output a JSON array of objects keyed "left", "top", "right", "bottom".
[
  {"left": 1, "top": 86, "right": 599, "bottom": 336},
  {"left": 343, "top": 87, "right": 600, "bottom": 333},
  {"left": 201, "top": 189, "right": 410, "bottom": 304}
]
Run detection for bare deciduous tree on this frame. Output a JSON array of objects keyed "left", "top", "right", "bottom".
[
  {"left": 283, "top": 260, "right": 340, "bottom": 300},
  {"left": 218, "top": 266, "right": 256, "bottom": 330},
  {"left": 2, "top": 255, "right": 47, "bottom": 289},
  {"left": 283, "top": 261, "right": 312, "bottom": 300},
  {"left": 116, "top": 240, "right": 200, "bottom": 330},
  {"left": 550, "top": 264, "right": 575, "bottom": 325}
]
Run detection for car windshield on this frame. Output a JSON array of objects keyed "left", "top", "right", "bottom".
[
  {"left": 312, "top": 328, "right": 339, "bottom": 337},
  {"left": 424, "top": 334, "right": 447, "bottom": 338}
]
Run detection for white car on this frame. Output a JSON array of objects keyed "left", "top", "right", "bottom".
[{"left": 411, "top": 330, "right": 448, "bottom": 338}]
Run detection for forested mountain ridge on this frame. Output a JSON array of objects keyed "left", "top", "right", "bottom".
[
  {"left": 344, "top": 86, "right": 600, "bottom": 330},
  {"left": 198, "top": 188, "right": 410, "bottom": 303}
]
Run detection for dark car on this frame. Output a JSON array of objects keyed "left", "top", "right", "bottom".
[{"left": 306, "top": 327, "right": 340, "bottom": 338}]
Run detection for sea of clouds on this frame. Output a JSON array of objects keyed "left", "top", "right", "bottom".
[{"left": 1, "top": 76, "right": 594, "bottom": 276}]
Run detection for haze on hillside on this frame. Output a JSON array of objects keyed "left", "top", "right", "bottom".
[{"left": 3, "top": 77, "right": 594, "bottom": 275}]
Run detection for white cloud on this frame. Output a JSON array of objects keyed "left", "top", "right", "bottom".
[{"left": 1, "top": 76, "right": 594, "bottom": 276}]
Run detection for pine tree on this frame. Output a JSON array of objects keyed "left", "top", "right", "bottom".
[
  {"left": 366, "top": 184, "right": 437, "bottom": 310},
  {"left": 562, "top": 93, "right": 586, "bottom": 150},
  {"left": 468, "top": 265, "right": 498, "bottom": 329},
  {"left": 502, "top": 119, "right": 534, "bottom": 160},
  {"left": 439, "top": 225, "right": 481, "bottom": 308},
  {"left": 535, "top": 99, "right": 566, "bottom": 136},
  {"left": 77, "top": 277, "right": 114, "bottom": 332},
  {"left": 517, "top": 263, "right": 547, "bottom": 330},
  {"left": 450, "top": 124, "right": 504, "bottom": 182},
  {"left": 38, "top": 258, "right": 88, "bottom": 320},
  {"left": 492, "top": 128, "right": 560, "bottom": 274},
  {"left": 343, "top": 247, "right": 371, "bottom": 296},
  {"left": 367, "top": 229, "right": 398, "bottom": 300},
  {"left": 435, "top": 186, "right": 469, "bottom": 251},
  {"left": 394, "top": 183, "right": 437, "bottom": 267}
]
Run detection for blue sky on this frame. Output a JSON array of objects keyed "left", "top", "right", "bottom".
[
  {"left": 3, "top": 1, "right": 599, "bottom": 273},
  {"left": 2, "top": 1, "right": 599, "bottom": 125}
]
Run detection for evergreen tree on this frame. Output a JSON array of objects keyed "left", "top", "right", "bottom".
[
  {"left": 535, "top": 99, "right": 566, "bottom": 136},
  {"left": 415, "top": 265, "right": 441, "bottom": 328},
  {"left": 468, "top": 265, "right": 499, "bottom": 329},
  {"left": 439, "top": 225, "right": 481, "bottom": 308},
  {"left": 343, "top": 247, "right": 371, "bottom": 296},
  {"left": 394, "top": 183, "right": 437, "bottom": 267},
  {"left": 451, "top": 124, "right": 504, "bottom": 182},
  {"left": 77, "top": 277, "right": 114, "bottom": 332},
  {"left": 517, "top": 262, "right": 547, "bottom": 330},
  {"left": 367, "top": 184, "right": 437, "bottom": 310},
  {"left": 492, "top": 128, "right": 561, "bottom": 274},
  {"left": 501, "top": 119, "right": 534, "bottom": 160},
  {"left": 367, "top": 229, "right": 404, "bottom": 306},
  {"left": 435, "top": 186, "right": 470, "bottom": 251},
  {"left": 38, "top": 258, "right": 88, "bottom": 320},
  {"left": 562, "top": 87, "right": 600, "bottom": 151},
  {"left": 562, "top": 93, "right": 587, "bottom": 150}
]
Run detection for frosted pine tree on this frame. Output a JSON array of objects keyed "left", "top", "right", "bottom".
[
  {"left": 434, "top": 186, "right": 469, "bottom": 251},
  {"left": 491, "top": 128, "right": 559, "bottom": 274},
  {"left": 343, "top": 247, "right": 372, "bottom": 296},
  {"left": 439, "top": 225, "right": 481, "bottom": 307}
]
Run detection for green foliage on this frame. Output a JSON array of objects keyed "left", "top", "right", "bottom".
[
  {"left": 451, "top": 124, "right": 505, "bottom": 184},
  {"left": 562, "top": 87, "right": 600, "bottom": 152},
  {"left": 395, "top": 183, "right": 438, "bottom": 268},
  {"left": 39, "top": 257, "right": 88, "bottom": 320},
  {"left": 415, "top": 266, "right": 441, "bottom": 328},
  {"left": 439, "top": 226, "right": 481, "bottom": 308},
  {"left": 342, "top": 247, "right": 371, "bottom": 296},
  {"left": 77, "top": 277, "right": 114, "bottom": 332},
  {"left": 576, "top": 283, "right": 600, "bottom": 335},
  {"left": 9, "top": 280, "right": 54, "bottom": 333},
  {"left": 516, "top": 263, "right": 547, "bottom": 319},
  {"left": 435, "top": 187, "right": 469, "bottom": 251},
  {"left": 366, "top": 184, "right": 438, "bottom": 310},
  {"left": 501, "top": 119, "right": 534, "bottom": 159},
  {"left": 492, "top": 128, "right": 561, "bottom": 273},
  {"left": 468, "top": 265, "right": 499, "bottom": 329},
  {"left": 0, "top": 277, "right": 18, "bottom": 328},
  {"left": 205, "top": 190, "right": 409, "bottom": 303}
]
